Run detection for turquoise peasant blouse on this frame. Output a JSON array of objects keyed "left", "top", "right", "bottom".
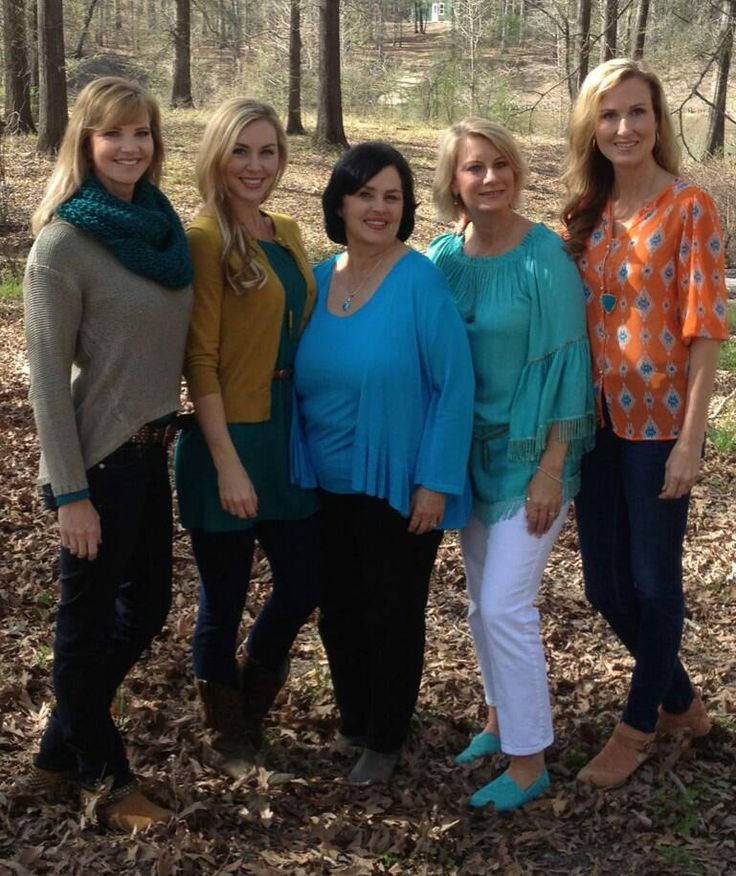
[{"left": 427, "top": 224, "right": 595, "bottom": 524}]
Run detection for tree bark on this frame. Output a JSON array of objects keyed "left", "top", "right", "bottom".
[
  {"left": 601, "top": 0, "right": 617, "bottom": 62},
  {"left": 704, "top": 0, "right": 736, "bottom": 158},
  {"left": 316, "top": 0, "right": 349, "bottom": 148},
  {"left": 574, "top": 0, "right": 592, "bottom": 97},
  {"left": 171, "top": 0, "right": 194, "bottom": 107},
  {"left": 3, "top": 0, "right": 36, "bottom": 133},
  {"left": 286, "top": 0, "right": 306, "bottom": 135},
  {"left": 632, "top": 0, "right": 649, "bottom": 59},
  {"left": 37, "top": 0, "right": 67, "bottom": 154}
]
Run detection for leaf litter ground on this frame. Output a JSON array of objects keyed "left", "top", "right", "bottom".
[{"left": 0, "top": 119, "right": 734, "bottom": 875}]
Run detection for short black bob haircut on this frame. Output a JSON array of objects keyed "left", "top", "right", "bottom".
[{"left": 322, "top": 141, "right": 418, "bottom": 245}]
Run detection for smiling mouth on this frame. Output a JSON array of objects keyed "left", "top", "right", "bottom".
[
  {"left": 365, "top": 220, "right": 388, "bottom": 229},
  {"left": 240, "top": 178, "right": 265, "bottom": 187}
]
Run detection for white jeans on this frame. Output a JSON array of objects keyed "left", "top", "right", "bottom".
[{"left": 460, "top": 504, "right": 569, "bottom": 756}]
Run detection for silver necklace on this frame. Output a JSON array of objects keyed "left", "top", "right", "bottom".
[{"left": 341, "top": 250, "right": 390, "bottom": 312}]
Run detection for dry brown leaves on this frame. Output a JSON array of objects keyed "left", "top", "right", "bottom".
[{"left": 0, "top": 123, "right": 735, "bottom": 876}]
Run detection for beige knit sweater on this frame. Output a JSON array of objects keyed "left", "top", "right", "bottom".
[{"left": 24, "top": 220, "right": 193, "bottom": 496}]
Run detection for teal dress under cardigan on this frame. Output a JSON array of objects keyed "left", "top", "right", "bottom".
[
  {"left": 427, "top": 224, "right": 595, "bottom": 525},
  {"left": 175, "top": 241, "right": 319, "bottom": 532}
]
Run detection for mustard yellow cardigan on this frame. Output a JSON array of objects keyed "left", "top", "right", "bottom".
[{"left": 184, "top": 211, "right": 316, "bottom": 422}]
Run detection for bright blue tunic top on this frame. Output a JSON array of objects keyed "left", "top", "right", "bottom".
[
  {"left": 291, "top": 248, "right": 474, "bottom": 529},
  {"left": 427, "top": 224, "right": 595, "bottom": 524}
]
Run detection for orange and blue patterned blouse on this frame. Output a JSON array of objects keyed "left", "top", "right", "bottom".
[{"left": 577, "top": 180, "right": 729, "bottom": 440}]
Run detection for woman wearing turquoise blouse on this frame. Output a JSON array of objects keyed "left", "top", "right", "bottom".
[
  {"left": 291, "top": 142, "right": 474, "bottom": 784},
  {"left": 174, "top": 98, "right": 320, "bottom": 778},
  {"left": 428, "top": 119, "right": 595, "bottom": 810}
]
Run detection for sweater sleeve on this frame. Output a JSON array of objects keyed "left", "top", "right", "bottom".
[
  {"left": 508, "top": 234, "right": 596, "bottom": 461},
  {"left": 24, "top": 261, "right": 89, "bottom": 494},
  {"left": 413, "top": 264, "right": 475, "bottom": 496},
  {"left": 184, "top": 224, "right": 227, "bottom": 400}
]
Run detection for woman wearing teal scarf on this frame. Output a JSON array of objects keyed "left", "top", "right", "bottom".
[{"left": 16, "top": 77, "right": 192, "bottom": 831}]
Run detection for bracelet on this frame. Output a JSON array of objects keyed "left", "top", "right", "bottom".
[{"left": 537, "top": 465, "right": 563, "bottom": 484}]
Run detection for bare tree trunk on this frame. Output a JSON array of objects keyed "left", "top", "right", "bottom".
[
  {"left": 704, "top": 0, "right": 736, "bottom": 158},
  {"left": 316, "top": 0, "right": 349, "bottom": 147},
  {"left": 286, "top": 0, "right": 306, "bottom": 135},
  {"left": 601, "top": 0, "right": 617, "bottom": 61},
  {"left": 37, "top": 0, "right": 67, "bottom": 154},
  {"left": 632, "top": 0, "right": 649, "bottom": 59},
  {"left": 3, "top": 0, "right": 36, "bottom": 133},
  {"left": 171, "top": 0, "right": 194, "bottom": 107},
  {"left": 73, "top": 0, "right": 102, "bottom": 59},
  {"left": 574, "top": 0, "right": 592, "bottom": 97},
  {"left": 27, "top": 0, "right": 39, "bottom": 90}
]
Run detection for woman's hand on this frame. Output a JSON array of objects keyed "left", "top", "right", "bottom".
[
  {"left": 217, "top": 458, "right": 259, "bottom": 519},
  {"left": 409, "top": 487, "right": 445, "bottom": 535},
  {"left": 58, "top": 498, "right": 102, "bottom": 561},
  {"left": 660, "top": 439, "right": 701, "bottom": 499},
  {"left": 525, "top": 469, "right": 562, "bottom": 536}
]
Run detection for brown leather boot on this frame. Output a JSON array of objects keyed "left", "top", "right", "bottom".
[
  {"left": 82, "top": 781, "right": 172, "bottom": 832},
  {"left": 657, "top": 696, "right": 712, "bottom": 740},
  {"left": 11, "top": 766, "right": 78, "bottom": 804},
  {"left": 577, "top": 722, "right": 656, "bottom": 789},
  {"left": 240, "top": 656, "right": 290, "bottom": 749},
  {"left": 195, "top": 678, "right": 256, "bottom": 779}
]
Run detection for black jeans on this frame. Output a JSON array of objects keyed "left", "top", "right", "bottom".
[
  {"left": 575, "top": 424, "right": 694, "bottom": 733},
  {"left": 190, "top": 514, "right": 321, "bottom": 687},
  {"left": 319, "top": 492, "right": 443, "bottom": 753},
  {"left": 35, "top": 444, "right": 173, "bottom": 790}
]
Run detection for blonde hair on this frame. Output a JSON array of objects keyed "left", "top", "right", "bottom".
[
  {"left": 195, "top": 97, "right": 288, "bottom": 293},
  {"left": 433, "top": 118, "right": 528, "bottom": 222},
  {"left": 562, "top": 58, "right": 680, "bottom": 256},
  {"left": 32, "top": 77, "right": 163, "bottom": 235}
]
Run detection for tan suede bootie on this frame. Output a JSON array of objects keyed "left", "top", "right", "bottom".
[
  {"left": 577, "top": 722, "right": 656, "bottom": 789},
  {"left": 11, "top": 766, "right": 78, "bottom": 804},
  {"left": 82, "top": 781, "right": 173, "bottom": 832},
  {"left": 657, "top": 696, "right": 712, "bottom": 740}
]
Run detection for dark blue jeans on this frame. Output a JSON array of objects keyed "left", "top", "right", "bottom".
[
  {"left": 190, "top": 514, "right": 321, "bottom": 688},
  {"left": 575, "top": 424, "right": 695, "bottom": 733},
  {"left": 318, "top": 492, "right": 443, "bottom": 753},
  {"left": 35, "top": 443, "right": 173, "bottom": 790}
]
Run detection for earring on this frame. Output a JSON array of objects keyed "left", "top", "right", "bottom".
[{"left": 591, "top": 136, "right": 598, "bottom": 151}]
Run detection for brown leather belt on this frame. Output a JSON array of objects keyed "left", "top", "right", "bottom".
[
  {"left": 127, "top": 420, "right": 181, "bottom": 446},
  {"left": 273, "top": 367, "right": 293, "bottom": 380}
]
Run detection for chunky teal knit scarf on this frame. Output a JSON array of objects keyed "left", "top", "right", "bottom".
[{"left": 56, "top": 174, "right": 193, "bottom": 289}]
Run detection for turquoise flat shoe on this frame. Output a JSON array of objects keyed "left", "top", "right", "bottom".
[
  {"left": 455, "top": 730, "right": 501, "bottom": 765},
  {"left": 469, "top": 768, "right": 550, "bottom": 811}
]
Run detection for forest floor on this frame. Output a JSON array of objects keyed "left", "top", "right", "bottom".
[{"left": 0, "top": 113, "right": 735, "bottom": 876}]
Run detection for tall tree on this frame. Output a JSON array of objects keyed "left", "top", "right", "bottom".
[
  {"left": 601, "top": 0, "right": 617, "bottom": 61},
  {"left": 171, "top": 0, "right": 194, "bottom": 107},
  {"left": 3, "top": 0, "right": 36, "bottom": 133},
  {"left": 316, "top": 0, "right": 348, "bottom": 147},
  {"left": 575, "top": 0, "right": 592, "bottom": 95},
  {"left": 704, "top": 0, "right": 736, "bottom": 158},
  {"left": 631, "top": 0, "right": 649, "bottom": 59},
  {"left": 73, "top": 0, "right": 102, "bottom": 59},
  {"left": 37, "top": 0, "right": 67, "bottom": 153},
  {"left": 286, "top": 0, "right": 306, "bottom": 135}
]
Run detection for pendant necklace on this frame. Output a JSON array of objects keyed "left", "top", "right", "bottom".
[{"left": 340, "top": 249, "right": 391, "bottom": 312}]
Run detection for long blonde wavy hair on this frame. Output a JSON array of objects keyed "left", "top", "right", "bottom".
[
  {"left": 195, "top": 97, "right": 288, "bottom": 293},
  {"left": 561, "top": 58, "right": 680, "bottom": 256},
  {"left": 32, "top": 77, "right": 163, "bottom": 235}
]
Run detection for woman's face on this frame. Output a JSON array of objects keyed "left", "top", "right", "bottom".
[
  {"left": 340, "top": 165, "right": 404, "bottom": 249},
  {"left": 224, "top": 119, "right": 281, "bottom": 210},
  {"left": 88, "top": 112, "right": 153, "bottom": 201},
  {"left": 452, "top": 135, "right": 516, "bottom": 217},
  {"left": 594, "top": 76, "right": 658, "bottom": 170}
]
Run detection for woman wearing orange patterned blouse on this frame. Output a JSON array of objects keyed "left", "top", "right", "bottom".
[{"left": 562, "top": 59, "right": 729, "bottom": 789}]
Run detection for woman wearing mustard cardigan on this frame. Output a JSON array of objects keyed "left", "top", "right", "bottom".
[{"left": 175, "top": 98, "right": 319, "bottom": 778}]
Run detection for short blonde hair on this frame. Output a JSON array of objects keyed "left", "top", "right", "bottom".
[
  {"left": 196, "top": 98, "right": 288, "bottom": 292},
  {"left": 562, "top": 58, "right": 680, "bottom": 255},
  {"left": 32, "top": 77, "right": 163, "bottom": 235},
  {"left": 433, "top": 118, "right": 528, "bottom": 222}
]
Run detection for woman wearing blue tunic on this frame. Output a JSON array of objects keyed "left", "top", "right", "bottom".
[
  {"left": 429, "top": 119, "right": 595, "bottom": 810},
  {"left": 291, "top": 142, "right": 474, "bottom": 783},
  {"left": 174, "top": 98, "right": 320, "bottom": 778}
]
